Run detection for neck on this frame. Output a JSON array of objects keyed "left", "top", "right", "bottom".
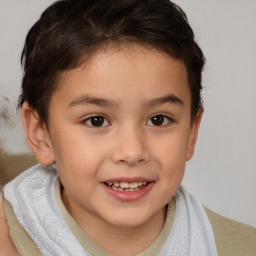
[
  {"left": 93, "top": 209, "right": 166, "bottom": 256},
  {"left": 63, "top": 193, "right": 166, "bottom": 256}
]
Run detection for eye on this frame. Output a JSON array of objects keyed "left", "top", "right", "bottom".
[
  {"left": 84, "top": 115, "right": 110, "bottom": 127},
  {"left": 147, "top": 114, "right": 172, "bottom": 126}
]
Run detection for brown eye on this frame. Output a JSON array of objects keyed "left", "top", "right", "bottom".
[
  {"left": 147, "top": 115, "right": 171, "bottom": 126},
  {"left": 85, "top": 116, "right": 109, "bottom": 127}
]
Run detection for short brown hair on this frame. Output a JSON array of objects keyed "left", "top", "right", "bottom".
[{"left": 19, "top": 0, "right": 205, "bottom": 124}]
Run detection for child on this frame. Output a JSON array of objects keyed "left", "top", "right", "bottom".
[{"left": 0, "top": 0, "right": 255, "bottom": 255}]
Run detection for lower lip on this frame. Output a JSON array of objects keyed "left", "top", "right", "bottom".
[{"left": 102, "top": 182, "right": 154, "bottom": 202}]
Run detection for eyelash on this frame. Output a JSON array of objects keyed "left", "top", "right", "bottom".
[
  {"left": 82, "top": 114, "right": 173, "bottom": 128},
  {"left": 146, "top": 114, "right": 173, "bottom": 127},
  {"left": 83, "top": 115, "right": 110, "bottom": 127}
]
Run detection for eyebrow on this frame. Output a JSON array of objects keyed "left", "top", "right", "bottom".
[
  {"left": 69, "top": 96, "right": 114, "bottom": 108},
  {"left": 69, "top": 94, "right": 184, "bottom": 108},
  {"left": 144, "top": 94, "right": 184, "bottom": 107}
]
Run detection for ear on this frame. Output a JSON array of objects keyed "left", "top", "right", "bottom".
[
  {"left": 22, "top": 102, "right": 55, "bottom": 165},
  {"left": 186, "top": 109, "right": 203, "bottom": 161}
]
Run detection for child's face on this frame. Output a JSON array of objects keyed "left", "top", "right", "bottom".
[{"left": 42, "top": 45, "right": 201, "bottom": 229}]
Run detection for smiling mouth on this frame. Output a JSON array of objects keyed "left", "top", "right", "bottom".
[{"left": 104, "top": 181, "right": 149, "bottom": 192}]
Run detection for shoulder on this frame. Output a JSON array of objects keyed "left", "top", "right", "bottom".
[
  {"left": 0, "top": 191, "right": 19, "bottom": 256},
  {"left": 205, "top": 207, "right": 256, "bottom": 256}
]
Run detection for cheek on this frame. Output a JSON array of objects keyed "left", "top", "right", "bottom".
[
  {"left": 152, "top": 130, "right": 190, "bottom": 165},
  {"left": 50, "top": 131, "right": 106, "bottom": 179},
  {"left": 150, "top": 130, "right": 189, "bottom": 186}
]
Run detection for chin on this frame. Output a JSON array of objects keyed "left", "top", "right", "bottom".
[
  {"left": 110, "top": 218, "right": 147, "bottom": 229},
  {"left": 104, "top": 209, "right": 156, "bottom": 229}
]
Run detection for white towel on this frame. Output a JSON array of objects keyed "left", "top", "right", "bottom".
[
  {"left": 158, "top": 187, "right": 218, "bottom": 256},
  {"left": 4, "top": 164, "right": 218, "bottom": 256}
]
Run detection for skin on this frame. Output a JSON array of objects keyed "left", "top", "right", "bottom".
[{"left": 2, "top": 45, "right": 202, "bottom": 256}]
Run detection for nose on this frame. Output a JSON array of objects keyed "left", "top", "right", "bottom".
[{"left": 110, "top": 127, "right": 150, "bottom": 166}]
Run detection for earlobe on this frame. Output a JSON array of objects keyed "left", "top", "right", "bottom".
[
  {"left": 186, "top": 109, "right": 203, "bottom": 161},
  {"left": 22, "top": 102, "right": 55, "bottom": 165}
]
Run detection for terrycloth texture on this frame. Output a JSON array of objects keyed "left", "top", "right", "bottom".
[
  {"left": 158, "top": 188, "right": 218, "bottom": 256},
  {"left": 4, "top": 164, "right": 88, "bottom": 256},
  {"left": 3, "top": 164, "right": 218, "bottom": 256}
]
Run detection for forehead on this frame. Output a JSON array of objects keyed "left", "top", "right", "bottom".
[{"left": 52, "top": 45, "right": 190, "bottom": 109}]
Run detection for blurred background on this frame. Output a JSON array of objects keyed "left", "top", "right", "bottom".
[{"left": 0, "top": 0, "right": 255, "bottom": 227}]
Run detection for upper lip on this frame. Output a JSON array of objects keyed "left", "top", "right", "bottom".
[{"left": 103, "top": 177, "right": 154, "bottom": 183}]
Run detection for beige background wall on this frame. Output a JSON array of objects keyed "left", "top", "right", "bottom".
[{"left": 0, "top": 0, "right": 255, "bottom": 227}]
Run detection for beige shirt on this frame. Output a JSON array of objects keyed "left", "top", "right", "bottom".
[{"left": 3, "top": 184, "right": 256, "bottom": 256}]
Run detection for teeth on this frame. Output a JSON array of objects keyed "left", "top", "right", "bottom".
[
  {"left": 120, "top": 182, "right": 129, "bottom": 189},
  {"left": 129, "top": 182, "right": 138, "bottom": 189},
  {"left": 112, "top": 186, "right": 123, "bottom": 191},
  {"left": 114, "top": 182, "right": 120, "bottom": 187},
  {"left": 106, "top": 181, "right": 148, "bottom": 190}
]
